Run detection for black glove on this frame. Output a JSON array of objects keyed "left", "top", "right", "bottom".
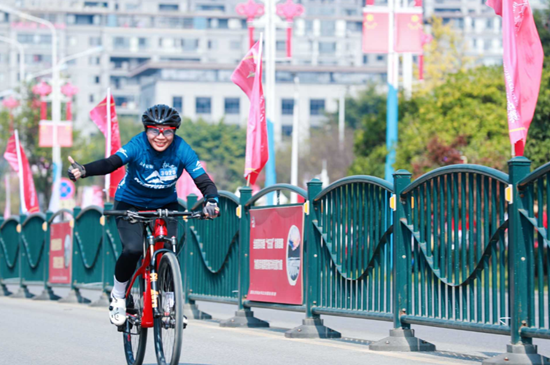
[
  {"left": 67, "top": 160, "right": 86, "bottom": 181},
  {"left": 203, "top": 199, "right": 220, "bottom": 218}
]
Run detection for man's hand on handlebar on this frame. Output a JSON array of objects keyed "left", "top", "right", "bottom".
[{"left": 203, "top": 199, "right": 220, "bottom": 219}]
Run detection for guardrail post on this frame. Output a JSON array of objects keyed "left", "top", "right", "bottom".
[
  {"left": 0, "top": 216, "right": 12, "bottom": 297},
  {"left": 220, "top": 187, "right": 269, "bottom": 327},
  {"left": 90, "top": 203, "right": 112, "bottom": 307},
  {"left": 484, "top": 157, "right": 549, "bottom": 364},
  {"left": 59, "top": 206, "right": 90, "bottom": 304},
  {"left": 286, "top": 178, "right": 340, "bottom": 338},
  {"left": 11, "top": 213, "right": 34, "bottom": 299},
  {"left": 33, "top": 211, "right": 60, "bottom": 301},
  {"left": 182, "top": 194, "right": 212, "bottom": 320},
  {"left": 371, "top": 170, "right": 435, "bottom": 351}
]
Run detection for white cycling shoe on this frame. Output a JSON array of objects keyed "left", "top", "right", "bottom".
[{"left": 109, "top": 294, "right": 127, "bottom": 326}]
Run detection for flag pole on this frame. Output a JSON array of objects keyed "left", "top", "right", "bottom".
[
  {"left": 14, "top": 130, "right": 27, "bottom": 214},
  {"left": 105, "top": 88, "right": 111, "bottom": 203},
  {"left": 247, "top": 174, "right": 251, "bottom": 187},
  {"left": 4, "top": 175, "right": 11, "bottom": 219},
  {"left": 385, "top": 0, "right": 398, "bottom": 183}
]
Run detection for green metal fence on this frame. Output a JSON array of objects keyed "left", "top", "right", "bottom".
[{"left": 2, "top": 159, "right": 550, "bottom": 362}]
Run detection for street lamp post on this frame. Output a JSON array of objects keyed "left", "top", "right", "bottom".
[
  {"left": 0, "top": 36, "right": 25, "bottom": 87},
  {"left": 0, "top": 4, "right": 61, "bottom": 212}
]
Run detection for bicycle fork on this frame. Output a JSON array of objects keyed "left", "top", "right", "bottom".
[{"left": 148, "top": 235, "right": 163, "bottom": 319}]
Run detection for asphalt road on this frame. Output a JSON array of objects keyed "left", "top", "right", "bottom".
[{"left": 1, "top": 285, "right": 550, "bottom": 365}]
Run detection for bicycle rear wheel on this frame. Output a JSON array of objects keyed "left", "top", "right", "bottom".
[
  {"left": 123, "top": 276, "right": 148, "bottom": 365},
  {"left": 153, "top": 253, "right": 184, "bottom": 365}
]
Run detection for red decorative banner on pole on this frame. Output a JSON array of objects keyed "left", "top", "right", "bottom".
[
  {"left": 48, "top": 221, "right": 73, "bottom": 284},
  {"left": 38, "top": 121, "right": 73, "bottom": 147},
  {"left": 232, "top": 39, "right": 268, "bottom": 185},
  {"left": 89, "top": 95, "right": 126, "bottom": 198},
  {"left": 394, "top": 11, "right": 423, "bottom": 53},
  {"left": 487, "top": 0, "right": 543, "bottom": 156},
  {"left": 3, "top": 131, "right": 40, "bottom": 213},
  {"left": 248, "top": 206, "right": 304, "bottom": 304},
  {"left": 362, "top": 9, "right": 389, "bottom": 53}
]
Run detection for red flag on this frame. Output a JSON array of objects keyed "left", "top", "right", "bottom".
[
  {"left": 362, "top": 10, "right": 389, "bottom": 53},
  {"left": 366, "top": 0, "right": 375, "bottom": 5},
  {"left": 231, "top": 40, "right": 268, "bottom": 185},
  {"left": 89, "top": 95, "right": 126, "bottom": 197},
  {"left": 488, "top": 0, "right": 543, "bottom": 156},
  {"left": 395, "top": 11, "right": 423, "bottom": 53},
  {"left": 3, "top": 132, "right": 40, "bottom": 213},
  {"left": 414, "top": 0, "right": 422, "bottom": 6}
]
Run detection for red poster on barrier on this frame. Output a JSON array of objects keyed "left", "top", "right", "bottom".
[
  {"left": 248, "top": 205, "right": 304, "bottom": 305},
  {"left": 49, "top": 222, "right": 73, "bottom": 284}
]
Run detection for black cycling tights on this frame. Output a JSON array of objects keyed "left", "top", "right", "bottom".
[{"left": 114, "top": 200, "right": 179, "bottom": 283}]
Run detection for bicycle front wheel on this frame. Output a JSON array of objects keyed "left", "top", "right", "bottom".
[
  {"left": 153, "top": 253, "right": 184, "bottom": 365},
  {"left": 123, "top": 275, "right": 147, "bottom": 365}
]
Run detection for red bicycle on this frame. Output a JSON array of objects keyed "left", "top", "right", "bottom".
[{"left": 104, "top": 209, "right": 205, "bottom": 365}]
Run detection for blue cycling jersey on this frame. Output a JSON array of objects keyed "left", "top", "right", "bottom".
[{"left": 114, "top": 132, "right": 206, "bottom": 208}]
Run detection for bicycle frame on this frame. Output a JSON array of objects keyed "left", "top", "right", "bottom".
[{"left": 125, "top": 218, "right": 175, "bottom": 328}]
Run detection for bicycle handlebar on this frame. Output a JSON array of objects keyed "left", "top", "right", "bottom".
[{"left": 103, "top": 209, "right": 206, "bottom": 219}]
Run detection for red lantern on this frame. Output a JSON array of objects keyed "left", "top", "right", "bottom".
[
  {"left": 236, "top": 0, "right": 265, "bottom": 48},
  {"left": 61, "top": 82, "right": 78, "bottom": 121},
  {"left": 32, "top": 81, "right": 52, "bottom": 121},
  {"left": 276, "top": 0, "right": 304, "bottom": 58}
]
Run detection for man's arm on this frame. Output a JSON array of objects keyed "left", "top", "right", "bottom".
[
  {"left": 83, "top": 155, "right": 124, "bottom": 177},
  {"left": 193, "top": 173, "right": 219, "bottom": 201}
]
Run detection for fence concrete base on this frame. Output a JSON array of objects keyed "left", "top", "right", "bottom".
[
  {"left": 33, "top": 287, "right": 61, "bottom": 301},
  {"left": 482, "top": 344, "right": 550, "bottom": 365},
  {"left": 0, "top": 284, "right": 12, "bottom": 296},
  {"left": 370, "top": 328, "right": 436, "bottom": 352},
  {"left": 183, "top": 303, "right": 212, "bottom": 320},
  {"left": 58, "top": 288, "right": 91, "bottom": 304},
  {"left": 219, "top": 310, "right": 269, "bottom": 328},
  {"left": 285, "top": 318, "right": 341, "bottom": 339},
  {"left": 10, "top": 285, "right": 34, "bottom": 299},
  {"left": 90, "top": 291, "right": 110, "bottom": 308}
]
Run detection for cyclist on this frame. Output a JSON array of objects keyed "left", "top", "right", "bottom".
[{"left": 67, "top": 104, "right": 220, "bottom": 326}]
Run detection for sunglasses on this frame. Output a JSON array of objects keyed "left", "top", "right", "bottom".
[{"left": 146, "top": 126, "right": 176, "bottom": 137}]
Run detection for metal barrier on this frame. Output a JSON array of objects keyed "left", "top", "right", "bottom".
[
  {"left": 2, "top": 160, "right": 550, "bottom": 364},
  {"left": 182, "top": 192, "right": 240, "bottom": 319}
]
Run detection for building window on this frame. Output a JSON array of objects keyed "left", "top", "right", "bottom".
[
  {"left": 276, "top": 41, "right": 286, "bottom": 51},
  {"left": 89, "top": 94, "right": 95, "bottom": 103},
  {"left": 363, "top": 55, "right": 369, "bottom": 64},
  {"left": 173, "top": 96, "right": 183, "bottom": 113},
  {"left": 138, "top": 37, "right": 148, "bottom": 49},
  {"left": 319, "top": 42, "right": 336, "bottom": 54},
  {"left": 230, "top": 41, "right": 241, "bottom": 50},
  {"left": 89, "top": 36, "right": 102, "bottom": 46},
  {"left": 281, "top": 99, "right": 294, "bottom": 115},
  {"left": 181, "top": 38, "right": 199, "bottom": 51},
  {"left": 208, "top": 40, "right": 218, "bottom": 49},
  {"left": 196, "top": 97, "right": 211, "bottom": 114},
  {"left": 89, "top": 56, "right": 100, "bottom": 65},
  {"left": 94, "top": 75, "right": 100, "bottom": 84},
  {"left": 224, "top": 98, "right": 240, "bottom": 114},
  {"left": 282, "top": 125, "right": 293, "bottom": 136},
  {"left": 320, "top": 20, "right": 335, "bottom": 36},
  {"left": 310, "top": 99, "right": 325, "bottom": 116},
  {"left": 376, "top": 55, "right": 384, "bottom": 61},
  {"left": 159, "top": 4, "right": 179, "bottom": 11},
  {"left": 113, "top": 36, "right": 129, "bottom": 49}
]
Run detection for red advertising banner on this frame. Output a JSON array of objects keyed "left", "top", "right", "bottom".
[
  {"left": 248, "top": 205, "right": 304, "bottom": 305},
  {"left": 38, "top": 121, "right": 73, "bottom": 147},
  {"left": 48, "top": 222, "right": 73, "bottom": 284},
  {"left": 362, "top": 9, "right": 389, "bottom": 54},
  {"left": 395, "top": 11, "right": 423, "bottom": 53}
]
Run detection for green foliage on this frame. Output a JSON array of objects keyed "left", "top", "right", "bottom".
[{"left": 396, "top": 66, "right": 509, "bottom": 177}]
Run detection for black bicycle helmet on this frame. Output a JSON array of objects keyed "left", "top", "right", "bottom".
[{"left": 142, "top": 104, "right": 181, "bottom": 128}]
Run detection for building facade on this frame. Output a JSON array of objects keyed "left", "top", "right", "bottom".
[{"left": 0, "top": 0, "right": 535, "bottom": 134}]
